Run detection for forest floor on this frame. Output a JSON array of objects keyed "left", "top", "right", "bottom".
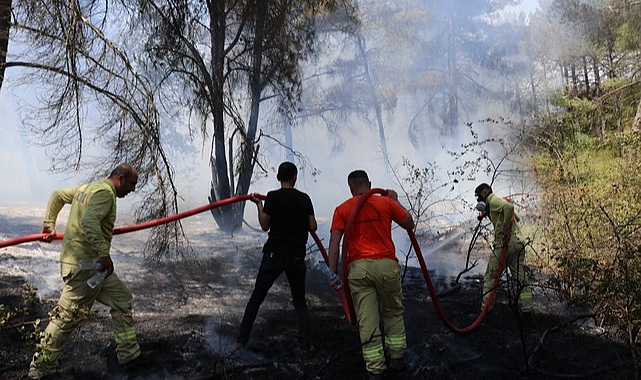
[{"left": 0, "top": 209, "right": 636, "bottom": 380}]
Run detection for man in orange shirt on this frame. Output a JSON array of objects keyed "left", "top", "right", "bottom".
[{"left": 328, "top": 170, "right": 414, "bottom": 380}]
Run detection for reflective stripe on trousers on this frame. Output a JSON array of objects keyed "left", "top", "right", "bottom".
[
  {"left": 30, "top": 262, "right": 141, "bottom": 376},
  {"left": 349, "top": 258, "right": 407, "bottom": 374},
  {"left": 483, "top": 239, "right": 532, "bottom": 310},
  {"left": 115, "top": 328, "right": 137, "bottom": 344},
  {"left": 362, "top": 344, "right": 385, "bottom": 362},
  {"left": 385, "top": 334, "right": 407, "bottom": 354}
]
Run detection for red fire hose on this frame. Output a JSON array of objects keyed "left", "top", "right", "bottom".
[
  {"left": 310, "top": 232, "right": 355, "bottom": 325},
  {"left": 0, "top": 190, "right": 509, "bottom": 332},
  {"left": 0, "top": 194, "right": 355, "bottom": 323},
  {"left": 0, "top": 194, "right": 257, "bottom": 248},
  {"left": 343, "top": 188, "right": 511, "bottom": 333}
]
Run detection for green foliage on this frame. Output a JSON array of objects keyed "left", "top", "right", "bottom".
[
  {"left": 0, "top": 304, "right": 10, "bottom": 326},
  {"left": 531, "top": 109, "right": 641, "bottom": 355},
  {"left": 538, "top": 79, "right": 641, "bottom": 166},
  {"left": 19, "top": 317, "right": 44, "bottom": 344},
  {"left": 615, "top": 14, "right": 641, "bottom": 52},
  {"left": 548, "top": 91, "right": 598, "bottom": 135},
  {"left": 0, "top": 284, "right": 46, "bottom": 345}
]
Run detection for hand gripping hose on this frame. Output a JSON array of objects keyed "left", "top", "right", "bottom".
[
  {"left": 0, "top": 194, "right": 355, "bottom": 323},
  {"left": 0, "top": 194, "right": 257, "bottom": 248},
  {"left": 343, "top": 188, "right": 511, "bottom": 333},
  {"left": 310, "top": 232, "right": 355, "bottom": 325}
]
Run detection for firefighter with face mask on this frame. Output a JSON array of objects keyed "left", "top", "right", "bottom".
[{"left": 475, "top": 183, "right": 532, "bottom": 313}]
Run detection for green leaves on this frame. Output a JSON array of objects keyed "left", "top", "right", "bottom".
[{"left": 533, "top": 113, "right": 641, "bottom": 350}]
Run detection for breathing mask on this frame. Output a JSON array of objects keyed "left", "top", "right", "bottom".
[
  {"left": 475, "top": 194, "right": 488, "bottom": 220},
  {"left": 475, "top": 193, "right": 486, "bottom": 211}
]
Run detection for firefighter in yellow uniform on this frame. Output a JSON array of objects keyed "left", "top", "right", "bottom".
[
  {"left": 475, "top": 183, "right": 533, "bottom": 312},
  {"left": 28, "top": 163, "right": 141, "bottom": 379}
]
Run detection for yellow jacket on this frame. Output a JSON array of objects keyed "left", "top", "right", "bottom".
[
  {"left": 486, "top": 193, "right": 522, "bottom": 246},
  {"left": 43, "top": 178, "right": 116, "bottom": 264}
]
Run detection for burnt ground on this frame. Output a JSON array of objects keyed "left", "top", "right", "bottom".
[
  {"left": 0, "top": 247, "right": 636, "bottom": 380},
  {"left": 0, "top": 206, "right": 635, "bottom": 380}
]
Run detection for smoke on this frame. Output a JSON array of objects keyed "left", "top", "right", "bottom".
[{"left": 0, "top": 2, "right": 540, "bottom": 282}]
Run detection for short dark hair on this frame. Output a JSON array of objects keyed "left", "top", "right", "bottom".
[
  {"left": 475, "top": 183, "right": 492, "bottom": 196},
  {"left": 348, "top": 170, "right": 369, "bottom": 187},
  {"left": 277, "top": 162, "right": 298, "bottom": 182},
  {"left": 109, "top": 163, "right": 135, "bottom": 179}
]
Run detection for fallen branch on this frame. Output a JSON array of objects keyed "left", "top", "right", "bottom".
[
  {"left": 527, "top": 313, "right": 595, "bottom": 369},
  {"left": 5, "top": 318, "right": 51, "bottom": 329},
  {"left": 5, "top": 312, "right": 113, "bottom": 329}
]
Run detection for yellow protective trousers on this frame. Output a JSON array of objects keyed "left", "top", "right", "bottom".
[
  {"left": 30, "top": 263, "right": 140, "bottom": 376},
  {"left": 483, "top": 238, "right": 533, "bottom": 310},
  {"left": 348, "top": 258, "right": 407, "bottom": 375}
]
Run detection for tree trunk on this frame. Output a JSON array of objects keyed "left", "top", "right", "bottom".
[
  {"left": 207, "top": 0, "right": 235, "bottom": 232},
  {"left": 616, "top": 101, "right": 623, "bottom": 133},
  {"left": 527, "top": 48, "right": 537, "bottom": 110},
  {"left": 570, "top": 64, "right": 578, "bottom": 95},
  {"left": 592, "top": 56, "right": 600, "bottom": 96},
  {"left": 233, "top": 0, "right": 267, "bottom": 231},
  {"left": 632, "top": 96, "right": 641, "bottom": 134},
  {"left": 444, "top": 16, "right": 459, "bottom": 137},
  {"left": 0, "top": 0, "right": 11, "bottom": 92},
  {"left": 607, "top": 47, "right": 616, "bottom": 78},
  {"left": 582, "top": 56, "right": 589, "bottom": 96},
  {"left": 355, "top": 34, "right": 390, "bottom": 169},
  {"left": 560, "top": 62, "right": 568, "bottom": 88}
]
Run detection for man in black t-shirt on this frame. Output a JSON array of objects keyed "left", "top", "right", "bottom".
[{"left": 237, "top": 162, "right": 318, "bottom": 352}]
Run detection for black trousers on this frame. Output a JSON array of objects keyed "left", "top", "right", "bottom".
[{"left": 237, "top": 252, "right": 311, "bottom": 346}]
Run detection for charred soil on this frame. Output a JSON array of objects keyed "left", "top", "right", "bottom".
[{"left": 0, "top": 250, "right": 635, "bottom": 380}]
